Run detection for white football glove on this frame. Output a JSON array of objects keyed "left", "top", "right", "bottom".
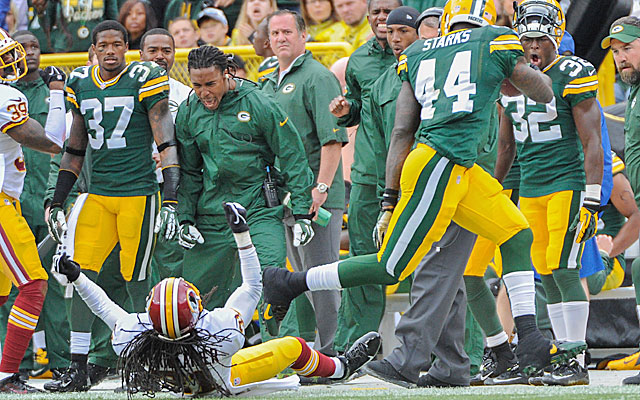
[
  {"left": 47, "top": 206, "right": 67, "bottom": 244},
  {"left": 154, "top": 203, "right": 178, "bottom": 241},
  {"left": 293, "top": 219, "right": 314, "bottom": 247},
  {"left": 178, "top": 224, "right": 205, "bottom": 249}
]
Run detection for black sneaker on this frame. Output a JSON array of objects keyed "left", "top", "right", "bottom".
[
  {"left": 262, "top": 267, "right": 307, "bottom": 323},
  {"left": 540, "top": 360, "right": 589, "bottom": 386},
  {"left": 0, "top": 373, "right": 43, "bottom": 393},
  {"left": 485, "top": 365, "right": 534, "bottom": 385},
  {"left": 88, "top": 363, "right": 117, "bottom": 386},
  {"left": 43, "top": 361, "right": 89, "bottom": 392},
  {"left": 623, "top": 372, "right": 640, "bottom": 385},
  {"left": 332, "top": 332, "right": 381, "bottom": 383},
  {"left": 416, "top": 374, "right": 466, "bottom": 388},
  {"left": 363, "top": 359, "right": 414, "bottom": 388}
]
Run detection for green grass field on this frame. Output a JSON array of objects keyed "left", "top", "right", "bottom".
[{"left": 10, "top": 371, "right": 640, "bottom": 400}]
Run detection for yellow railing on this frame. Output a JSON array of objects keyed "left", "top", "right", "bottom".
[
  {"left": 40, "top": 42, "right": 354, "bottom": 86},
  {"left": 597, "top": 51, "right": 616, "bottom": 107},
  {"left": 42, "top": 42, "right": 618, "bottom": 106}
]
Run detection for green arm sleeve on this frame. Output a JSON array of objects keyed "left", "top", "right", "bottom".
[
  {"left": 307, "top": 74, "right": 348, "bottom": 146},
  {"left": 261, "top": 101, "right": 314, "bottom": 215},
  {"left": 337, "top": 61, "right": 362, "bottom": 127},
  {"left": 44, "top": 151, "right": 63, "bottom": 208},
  {"left": 369, "top": 91, "right": 387, "bottom": 201},
  {"left": 175, "top": 105, "right": 204, "bottom": 225}
]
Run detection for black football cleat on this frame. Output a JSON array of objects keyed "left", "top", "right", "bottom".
[
  {"left": 333, "top": 332, "right": 381, "bottom": 383},
  {"left": 43, "top": 361, "right": 89, "bottom": 392}
]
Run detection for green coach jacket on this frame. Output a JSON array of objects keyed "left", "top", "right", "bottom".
[
  {"left": 338, "top": 37, "right": 395, "bottom": 186},
  {"left": 262, "top": 51, "right": 348, "bottom": 210},
  {"left": 175, "top": 79, "right": 314, "bottom": 226}
]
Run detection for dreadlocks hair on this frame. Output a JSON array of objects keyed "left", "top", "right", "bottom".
[
  {"left": 118, "top": 325, "right": 240, "bottom": 398},
  {"left": 92, "top": 20, "right": 129, "bottom": 45},
  {"left": 187, "top": 46, "right": 237, "bottom": 77}
]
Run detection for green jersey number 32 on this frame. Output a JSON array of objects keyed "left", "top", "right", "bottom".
[
  {"left": 80, "top": 96, "right": 134, "bottom": 150},
  {"left": 415, "top": 50, "right": 476, "bottom": 120}
]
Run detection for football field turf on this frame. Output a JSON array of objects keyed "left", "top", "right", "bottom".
[{"left": 10, "top": 370, "right": 640, "bottom": 399}]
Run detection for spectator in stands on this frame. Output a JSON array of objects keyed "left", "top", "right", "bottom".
[
  {"left": 301, "top": 0, "right": 345, "bottom": 42},
  {"left": 165, "top": 0, "right": 241, "bottom": 40},
  {"left": 28, "top": 0, "right": 118, "bottom": 53},
  {"left": 197, "top": 7, "right": 231, "bottom": 45},
  {"left": 333, "top": 0, "right": 371, "bottom": 49},
  {"left": 118, "top": 0, "right": 158, "bottom": 50},
  {"left": 231, "top": 0, "right": 277, "bottom": 45},
  {"left": 168, "top": 16, "right": 200, "bottom": 48}
]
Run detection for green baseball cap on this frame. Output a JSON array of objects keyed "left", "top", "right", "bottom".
[{"left": 601, "top": 23, "right": 640, "bottom": 49}]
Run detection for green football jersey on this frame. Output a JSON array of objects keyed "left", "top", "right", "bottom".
[
  {"left": 398, "top": 25, "right": 524, "bottom": 167},
  {"left": 501, "top": 55, "right": 598, "bottom": 198},
  {"left": 64, "top": 61, "right": 168, "bottom": 196}
]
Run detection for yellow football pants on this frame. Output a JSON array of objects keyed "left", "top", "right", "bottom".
[
  {"left": 519, "top": 190, "right": 583, "bottom": 275},
  {"left": 0, "top": 192, "right": 48, "bottom": 295}
]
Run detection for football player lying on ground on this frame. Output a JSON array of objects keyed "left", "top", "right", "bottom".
[{"left": 50, "top": 202, "right": 381, "bottom": 397}]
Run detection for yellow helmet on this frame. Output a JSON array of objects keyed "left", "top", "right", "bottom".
[
  {"left": 514, "top": 0, "right": 566, "bottom": 49},
  {"left": 440, "top": 0, "right": 497, "bottom": 36},
  {"left": 0, "top": 29, "right": 26, "bottom": 82}
]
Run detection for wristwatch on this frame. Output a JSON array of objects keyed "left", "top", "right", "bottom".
[{"left": 316, "top": 183, "right": 329, "bottom": 194}]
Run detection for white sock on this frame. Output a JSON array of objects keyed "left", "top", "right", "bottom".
[
  {"left": 503, "top": 271, "right": 536, "bottom": 318},
  {"left": 486, "top": 331, "right": 509, "bottom": 348},
  {"left": 563, "top": 301, "right": 589, "bottom": 367},
  {"left": 330, "top": 357, "right": 345, "bottom": 378},
  {"left": 563, "top": 301, "right": 589, "bottom": 341},
  {"left": 306, "top": 262, "right": 342, "bottom": 291},
  {"left": 547, "top": 303, "right": 568, "bottom": 341},
  {"left": 70, "top": 331, "right": 91, "bottom": 355},
  {"left": 32, "top": 330, "right": 46, "bottom": 351}
]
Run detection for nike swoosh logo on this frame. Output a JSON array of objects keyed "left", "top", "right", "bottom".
[
  {"left": 9, "top": 98, "right": 21, "bottom": 102},
  {"left": 279, "top": 117, "right": 288, "bottom": 127},
  {"left": 52, "top": 107, "right": 62, "bottom": 111},
  {"left": 623, "top": 358, "right": 640, "bottom": 365},
  {"left": 333, "top": 128, "right": 339, "bottom": 133},
  {"left": 263, "top": 304, "right": 273, "bottom": 320}
]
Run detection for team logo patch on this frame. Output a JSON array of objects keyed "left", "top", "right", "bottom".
[
  {"left": 282, "top": 83, "right": 296, "bottom": 94},
  {"left": 612, "top": 25, "right": 624, "bottom": 34},
  {"left": 237, "top": 111, "right": 251, "bottom": 122},
  {"left": 14, "top": 157, "right": 25, "bottom": 172}
]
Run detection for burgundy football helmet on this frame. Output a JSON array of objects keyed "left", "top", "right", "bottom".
[{"left": 146, "top": 277, "right": 203, "bottom": 339}]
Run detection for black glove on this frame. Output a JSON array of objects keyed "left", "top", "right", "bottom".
[
  {"left": 223, "top": 202, "right": 249, "bottom": 233},
  {"left": 39, "top": 66, "right": 66, "bottom": 86},
  {"left": 52, "top": 253, "right": 81, "bottom": 283}
]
